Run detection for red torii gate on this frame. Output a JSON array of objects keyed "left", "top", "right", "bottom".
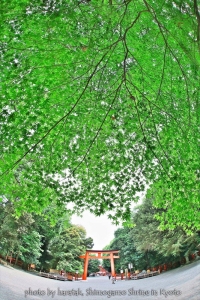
[{"left": 80, "top": 249, "right": 119, "bottom": 280}]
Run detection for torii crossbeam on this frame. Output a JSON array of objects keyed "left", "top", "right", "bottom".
[{"left": 80, "top": 249, "right": 119, "bottom": 280}]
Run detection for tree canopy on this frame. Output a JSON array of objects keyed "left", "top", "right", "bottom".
[
  {"left": 48, "top": 225, "right": 94, "bottom": 272},
  {"left": 0, "top": 200, "right": 93, "bottom": 271},
  {"left": 1, "top": 0, "right": 199, "bottom": 232},
  {"left": 103, "top": 197, "right": 200, "bottom": 271}
]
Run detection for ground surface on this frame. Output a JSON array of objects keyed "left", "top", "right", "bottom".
[{"left": 0, "top": 261, "right": 199, "bottom": 300}]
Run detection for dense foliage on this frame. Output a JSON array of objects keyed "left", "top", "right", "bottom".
[
  {"left": 0, "top": 0, "right": 199, "bottom": 231},
  {"left": 0, "top": 201, "right": 93, "bottom": 272},
  {"left": 87, "top": 259, "right": 101, "bottom": 275},
  {"left": 0, "top": 202, "right": 42, "bottom": 266},
  {"left": 48, "top": 225, "right": 94, "bottom": 272},
  {"left": 103, "top": 198, "right": 200, "bottom": 271}
]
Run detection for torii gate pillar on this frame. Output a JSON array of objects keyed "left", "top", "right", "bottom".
[{"left": 80, "top": 250, "right": 119, "bottom": 280}]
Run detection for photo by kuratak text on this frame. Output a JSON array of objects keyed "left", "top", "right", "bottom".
[{"left": 24, "top": 287, "right": 182, "bottom": 298}]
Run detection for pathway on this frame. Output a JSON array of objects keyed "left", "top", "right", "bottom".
[{"left": 0, "top": 261, "right": 199, "bottom": 300}]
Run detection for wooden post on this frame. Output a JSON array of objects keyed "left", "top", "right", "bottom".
[
  {"left": 82, "top": 252, "right": 89, "bottom": 280},
  {"left": 110, "top": 252, "right": 115, "bottom": 277}
]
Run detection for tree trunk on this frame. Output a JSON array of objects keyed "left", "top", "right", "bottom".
[
  {"left": 184, "top": 255, "right": 189, "bottom": 264},
  {"left": 9, "top": 252, "right": 13, "bottom": 264},
  {"left": 15, "top": 252, "right": 19, "bottom": 265},
  {"left": 5, "top": 250, "right": 9, "bottom": 261}
]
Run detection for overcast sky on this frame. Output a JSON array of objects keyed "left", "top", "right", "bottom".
[
  {"left": 71, "top": 191, "right": 145, "bottom": 250},
  {"left": 71, "top": 211, "right": 120, "bottom": 250}
]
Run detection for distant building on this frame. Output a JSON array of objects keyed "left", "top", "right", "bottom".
[{"left": 96, "top": 265, "right": 107, "bottom": 275}]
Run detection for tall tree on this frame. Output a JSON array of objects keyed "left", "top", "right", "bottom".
[
  {"left": 48, "top": 225, "right": 94, "bottom": 272},
  {"left": 33, "top": 206, "right": 72, "bottom": 270},
  {"left": 0, "top": 0, "right": 199, "bottom": 231},
  {"left": 103, "top": 197, "right": 200, "bottom": 270},
  {"left": 128, "top": 197, "right": 200, "bottom": 266},
  {"left": 0, "top": 201, "right": 42, "bottom": 265},
  {"left": 102, "top": 228, "right": 149, "bottom": 271},
  {"left": 0, "top": 201, "right": 95, "bottom": 270}
]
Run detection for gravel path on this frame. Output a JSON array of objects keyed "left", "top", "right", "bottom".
[{"left": 0, "top": 261, "right": 199, "bottom": 300}]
